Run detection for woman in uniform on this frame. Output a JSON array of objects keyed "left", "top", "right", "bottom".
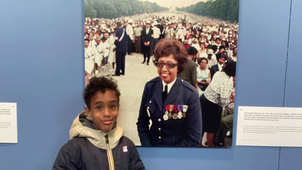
[{"left": 137, "top": 39, "right": 202, "bottom": 147}]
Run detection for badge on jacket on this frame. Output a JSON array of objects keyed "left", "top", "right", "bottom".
[
  {"left": 163, "top": 104, "right": 188, "bottom": 120},
  {"left": 123, "top": 146, "right": 128, "bottom": 152}
]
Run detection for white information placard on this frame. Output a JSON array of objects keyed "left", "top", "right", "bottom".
[
  {"left": 0, "top": 103, "right": 17, "bottom": 143},
  {"left": 236, "top": 106, "right": 302, "bottom": 147}
]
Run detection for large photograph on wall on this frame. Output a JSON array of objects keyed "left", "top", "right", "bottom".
[{"left": 84, "top": 0, "right": 239, "bottom": 147}]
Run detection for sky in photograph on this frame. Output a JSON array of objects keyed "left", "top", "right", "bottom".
[{"left": 138, "top": 0, "right": 208, "bottom": 8}]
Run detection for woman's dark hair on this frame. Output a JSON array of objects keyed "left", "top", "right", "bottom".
[
  {"left": 83, "top": 76, "right": 121, "bottom": 109},
  {"left": 211, "top": 45, "right": 218, "bottom": 52},
  {"left": 219, "top": 45, "right": 226, "bottom": 50},
  {"left": 224, "top": 60, "right": 236, "bottom": 77},
  {"left": 154, "top": 39, "right": 188, "bottom": 73},
  {"left": 198, "top": 57, "right": 208, "bottom": 64},
  {"left": 187, "top": 47, "right": 198, "bottom": 56},
  {"left": 219, "top": 54, "right": 228, "bottom": 60}
]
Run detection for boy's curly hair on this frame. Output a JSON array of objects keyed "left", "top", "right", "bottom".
[{"left": 83, "top": 76, "right": 121, "bottom": 109}]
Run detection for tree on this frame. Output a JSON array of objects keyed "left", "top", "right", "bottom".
[
  {"left": 84, "top": 0, "right": 97, "bottom": 18},
  {"left": 84, "top": 0, "right": 168, "bottom": 19},
  {"left": 177, "top": 0, "right": 239, "bottom": 22}
]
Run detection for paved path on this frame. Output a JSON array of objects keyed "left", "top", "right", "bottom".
[{"left": 109, "top": 53, "right": 157, "bottom": 145}]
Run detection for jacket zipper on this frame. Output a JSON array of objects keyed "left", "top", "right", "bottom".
[{"left": 105, "top": 134, "right": 115, "bottom": 170}]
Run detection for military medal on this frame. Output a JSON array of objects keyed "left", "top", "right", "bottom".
[
  {"left": 168, "top": 105, "right": 174, "bottom": 119},
  {"left": 177, "top": 105, "right": 183, "bottom": 119},
  {"left": 163, "top": 105, "right": 170, "bottom": 121},
  {"left": 182, "top": 105, "right": 188, "bottom": 118},
  {"left": 163, "top": 114, "right": 168, "bottom": 121},
  {"left": 172, "top": 106, "right": 178, "bottom": 120}
]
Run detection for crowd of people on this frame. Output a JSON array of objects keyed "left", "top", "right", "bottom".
[{"left": 84, "top": 11, "right": 238, "bottom": 147}]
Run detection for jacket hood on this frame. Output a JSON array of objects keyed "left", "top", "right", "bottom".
[{"left": 69, "top": 111, "right": 124, "bottom": 149}]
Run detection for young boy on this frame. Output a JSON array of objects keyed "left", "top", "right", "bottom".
[{"left": 53, "top": 77, "right": 145, "bottom": 170}]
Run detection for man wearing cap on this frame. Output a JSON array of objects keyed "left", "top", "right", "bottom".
[
  {"left": 126, "top": 19, "right": 134, "bottom": 55},
  {"left": 113, "top": 22, "right": 128, "bottom": 76},
  {"left": 152, "top": 22, "right": 160, "bottom": 51},
  {"left": 134, "top": 24, "right": 143, "bottom": 53},
  {"left": 206, "top": 48, "right": 217, "bottom": 69},
  {"left": 160, "top": 24, "right": 167, "bottom": 39},
  {"left": 141, "top": 21, "right": 153, "bottom": 65},
  {"left": 210, "top": 54, "right": 227, "bottom": 78},
  {"left": 176, "top": 22, "right": 186, "bottom": 43},
  {"left": 166, "top": 22, "right": 175, "bottom": 39}
]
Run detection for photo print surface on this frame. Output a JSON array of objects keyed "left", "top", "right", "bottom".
[{"left": 84, "top": 0, "right": 239, "bottom": 147}]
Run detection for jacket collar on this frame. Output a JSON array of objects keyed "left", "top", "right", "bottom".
[
  {"left": 153, "top": 77, "right": 181, "bottom": 109},
  {"left": 69, "top": 111, "right": 124, "bottom": 149}
]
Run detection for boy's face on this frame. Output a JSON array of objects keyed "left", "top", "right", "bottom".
[{"left": 85, "top": 90, "right": 119, "bottom": 132}]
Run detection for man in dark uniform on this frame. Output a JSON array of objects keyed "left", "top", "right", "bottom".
[
  {"left": 113, "top": 22, "right": 127, "bottom": 76},
  {"left": 141, "top": 21, "right": 153, "bottom": 66}
]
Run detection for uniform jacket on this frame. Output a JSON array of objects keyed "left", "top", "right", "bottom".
[
  {"left": 115, "top": 28, "right": 128, "bottom": 53},
  {"left": 53, "top": 112, "right": 145, "bottom": 170},
  {"left": 210, "top": 64, "right": 219, "bottom": 79},
  {"left": 141, "top": 28, "right": 153, "bottom": 48},
  {"left": 137, "top": 77, "right": 202, "bottom": 147}
]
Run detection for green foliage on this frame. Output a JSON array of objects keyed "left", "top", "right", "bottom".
[
  {"left": 177, "top": 0, "right": 239, "bottom": 22},
  {"left": 84, "top": 0, "right": 168, "bottom": 19},
  {"left": 84, "top": 0, "right": 97, "bottom": 18}
]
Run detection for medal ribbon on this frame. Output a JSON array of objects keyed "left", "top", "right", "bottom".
[
  {"left": 183, "top": 105, "right": 188, "bottom": 112},
  {"left": 169, "top": 105, "right": 174, "bottom": 113},
  {"left": 177, "top": 105, "right": 183, "bottom": 112},
  {"left": 173, "top": 106, "right": 178, "bottom": 113},
  {"left": 165, "top": 105, "right": 170, "bottom": 112}
]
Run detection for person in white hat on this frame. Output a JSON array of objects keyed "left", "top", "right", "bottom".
[
  {"left": 176, "top": 22, "right": 186, "bottom": 43},
  {"left": 133, "top": 23, "right": 143, "bottom": 53},
  {"left": 152, "top": 22, "right": 160, "bottom": 52},
  {"left": 141, "top": 21, "right": 153, "bottom": 65},
  {"left": 206, "top": 48, "right": 217, "bottom": 69},
  {"left": 166, "top": 22, "right": 175, "bottom": 39},
  {"left": 126, "top": 19, "right": 134, "bottom": 55}
]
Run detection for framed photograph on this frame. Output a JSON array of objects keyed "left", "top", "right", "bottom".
[{"left": 84, "top": 0, "right": 239, "bottom": 148}]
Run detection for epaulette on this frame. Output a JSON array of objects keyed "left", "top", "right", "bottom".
[
  {"left": 148, "top": 76, "right": 161, "bottom": 83},
  {"left": 179, "top": 78, "right": 196, "bottom": 92}
]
